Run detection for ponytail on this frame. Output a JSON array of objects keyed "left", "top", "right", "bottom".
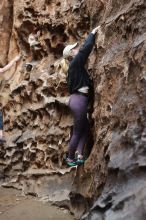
[{"left": 55, "top": 58, "right": 69, "bottom": 75}]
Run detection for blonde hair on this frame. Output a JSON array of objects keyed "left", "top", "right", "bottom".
[{"left": 55, "top": 58, "right": 69, "bottom": 75}]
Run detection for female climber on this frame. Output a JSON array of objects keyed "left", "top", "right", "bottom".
[
  {"left": 0, "top": 54, "right": 21, "bottom": 141},
  {"left": 62, "top": 26, "right": 101, "bottom": 166}
]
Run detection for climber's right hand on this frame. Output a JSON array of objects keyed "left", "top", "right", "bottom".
[
  {"left": 14, "top": 54, "right": 22, "bottom": 62},
  {"left": 91, "top": 26, "right": 101, "bottom": 35}
]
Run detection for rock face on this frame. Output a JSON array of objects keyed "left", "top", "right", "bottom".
[{"left": 0, "top": 0, "right": 146, "bottom": 219}]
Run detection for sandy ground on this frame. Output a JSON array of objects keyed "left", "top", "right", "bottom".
[{"left": 0, "top": 187, "right": 74, "bottom": 220}]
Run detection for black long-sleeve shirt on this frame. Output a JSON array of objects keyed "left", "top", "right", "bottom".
[{"left": 67, "top": 33, "right": 95, "bottom": 94}]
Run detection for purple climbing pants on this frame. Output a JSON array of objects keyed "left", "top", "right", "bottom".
[{"left": 68, "top": 93, "right": 90, "bottom": 160}]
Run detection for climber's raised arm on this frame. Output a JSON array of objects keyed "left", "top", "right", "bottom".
[
  {"left": 75, "top": 25, "right": 102, "bottom": 64},
  {"left": 63, "top": 26, "right": 101, "bottom": 65},
  {"left": 0, "top": 54, "right": 21, "bottom": 73}
]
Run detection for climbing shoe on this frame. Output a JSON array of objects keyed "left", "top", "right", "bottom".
[
  {"left": 66, "top": 153, "right": 85, "bottom": 166},
  {"left": 76, "top": 158, "right": 85, "bottom": 165},
  {"left": 66, "top": 158, "right": 77, "bottom": 167},
  {"left": 75, "top": 152, "right": 85, "bottom": 165},
  {"left": 75, "top": 151, "right": 83, "bottom": 159}
]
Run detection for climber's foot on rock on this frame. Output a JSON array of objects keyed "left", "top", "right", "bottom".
[
  {"left": 76, "top": 158, "right": 85, "bottom": 165},
  {"left": 75, "top": 152, "right": 85, "bottom": 165},
  {"left": 66, "top": 158, "right": 77, "bottom": 167}
]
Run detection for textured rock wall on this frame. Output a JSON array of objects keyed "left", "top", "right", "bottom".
[
  {"left": 0, "top": 0, "right": 13, "bottom": 67},
  {"left": 0, "top": 0, "right": 146, "bottom": 219},
  {"left": 79, "top": 0, "right": 146, "bottom": 220}
]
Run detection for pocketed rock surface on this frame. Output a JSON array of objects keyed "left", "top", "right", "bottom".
[{"left": 0, "top": 0, "right": 146, "bottom": 220}]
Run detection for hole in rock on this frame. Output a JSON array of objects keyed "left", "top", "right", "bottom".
[
  {"left": 107, "top": 104, "right": 112, "bottom": 112},
  {"left": 56, "top": 1, "right": 61, "bottom": 6},
  {"left": 45, "top": 0, "right": 52, "bottom": 4},
  {"left": 52, "top": 155, "right": 59, "bottom": 165},
  {"left": 25, "top": 7, "right": 38, "bottom": 17}
]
